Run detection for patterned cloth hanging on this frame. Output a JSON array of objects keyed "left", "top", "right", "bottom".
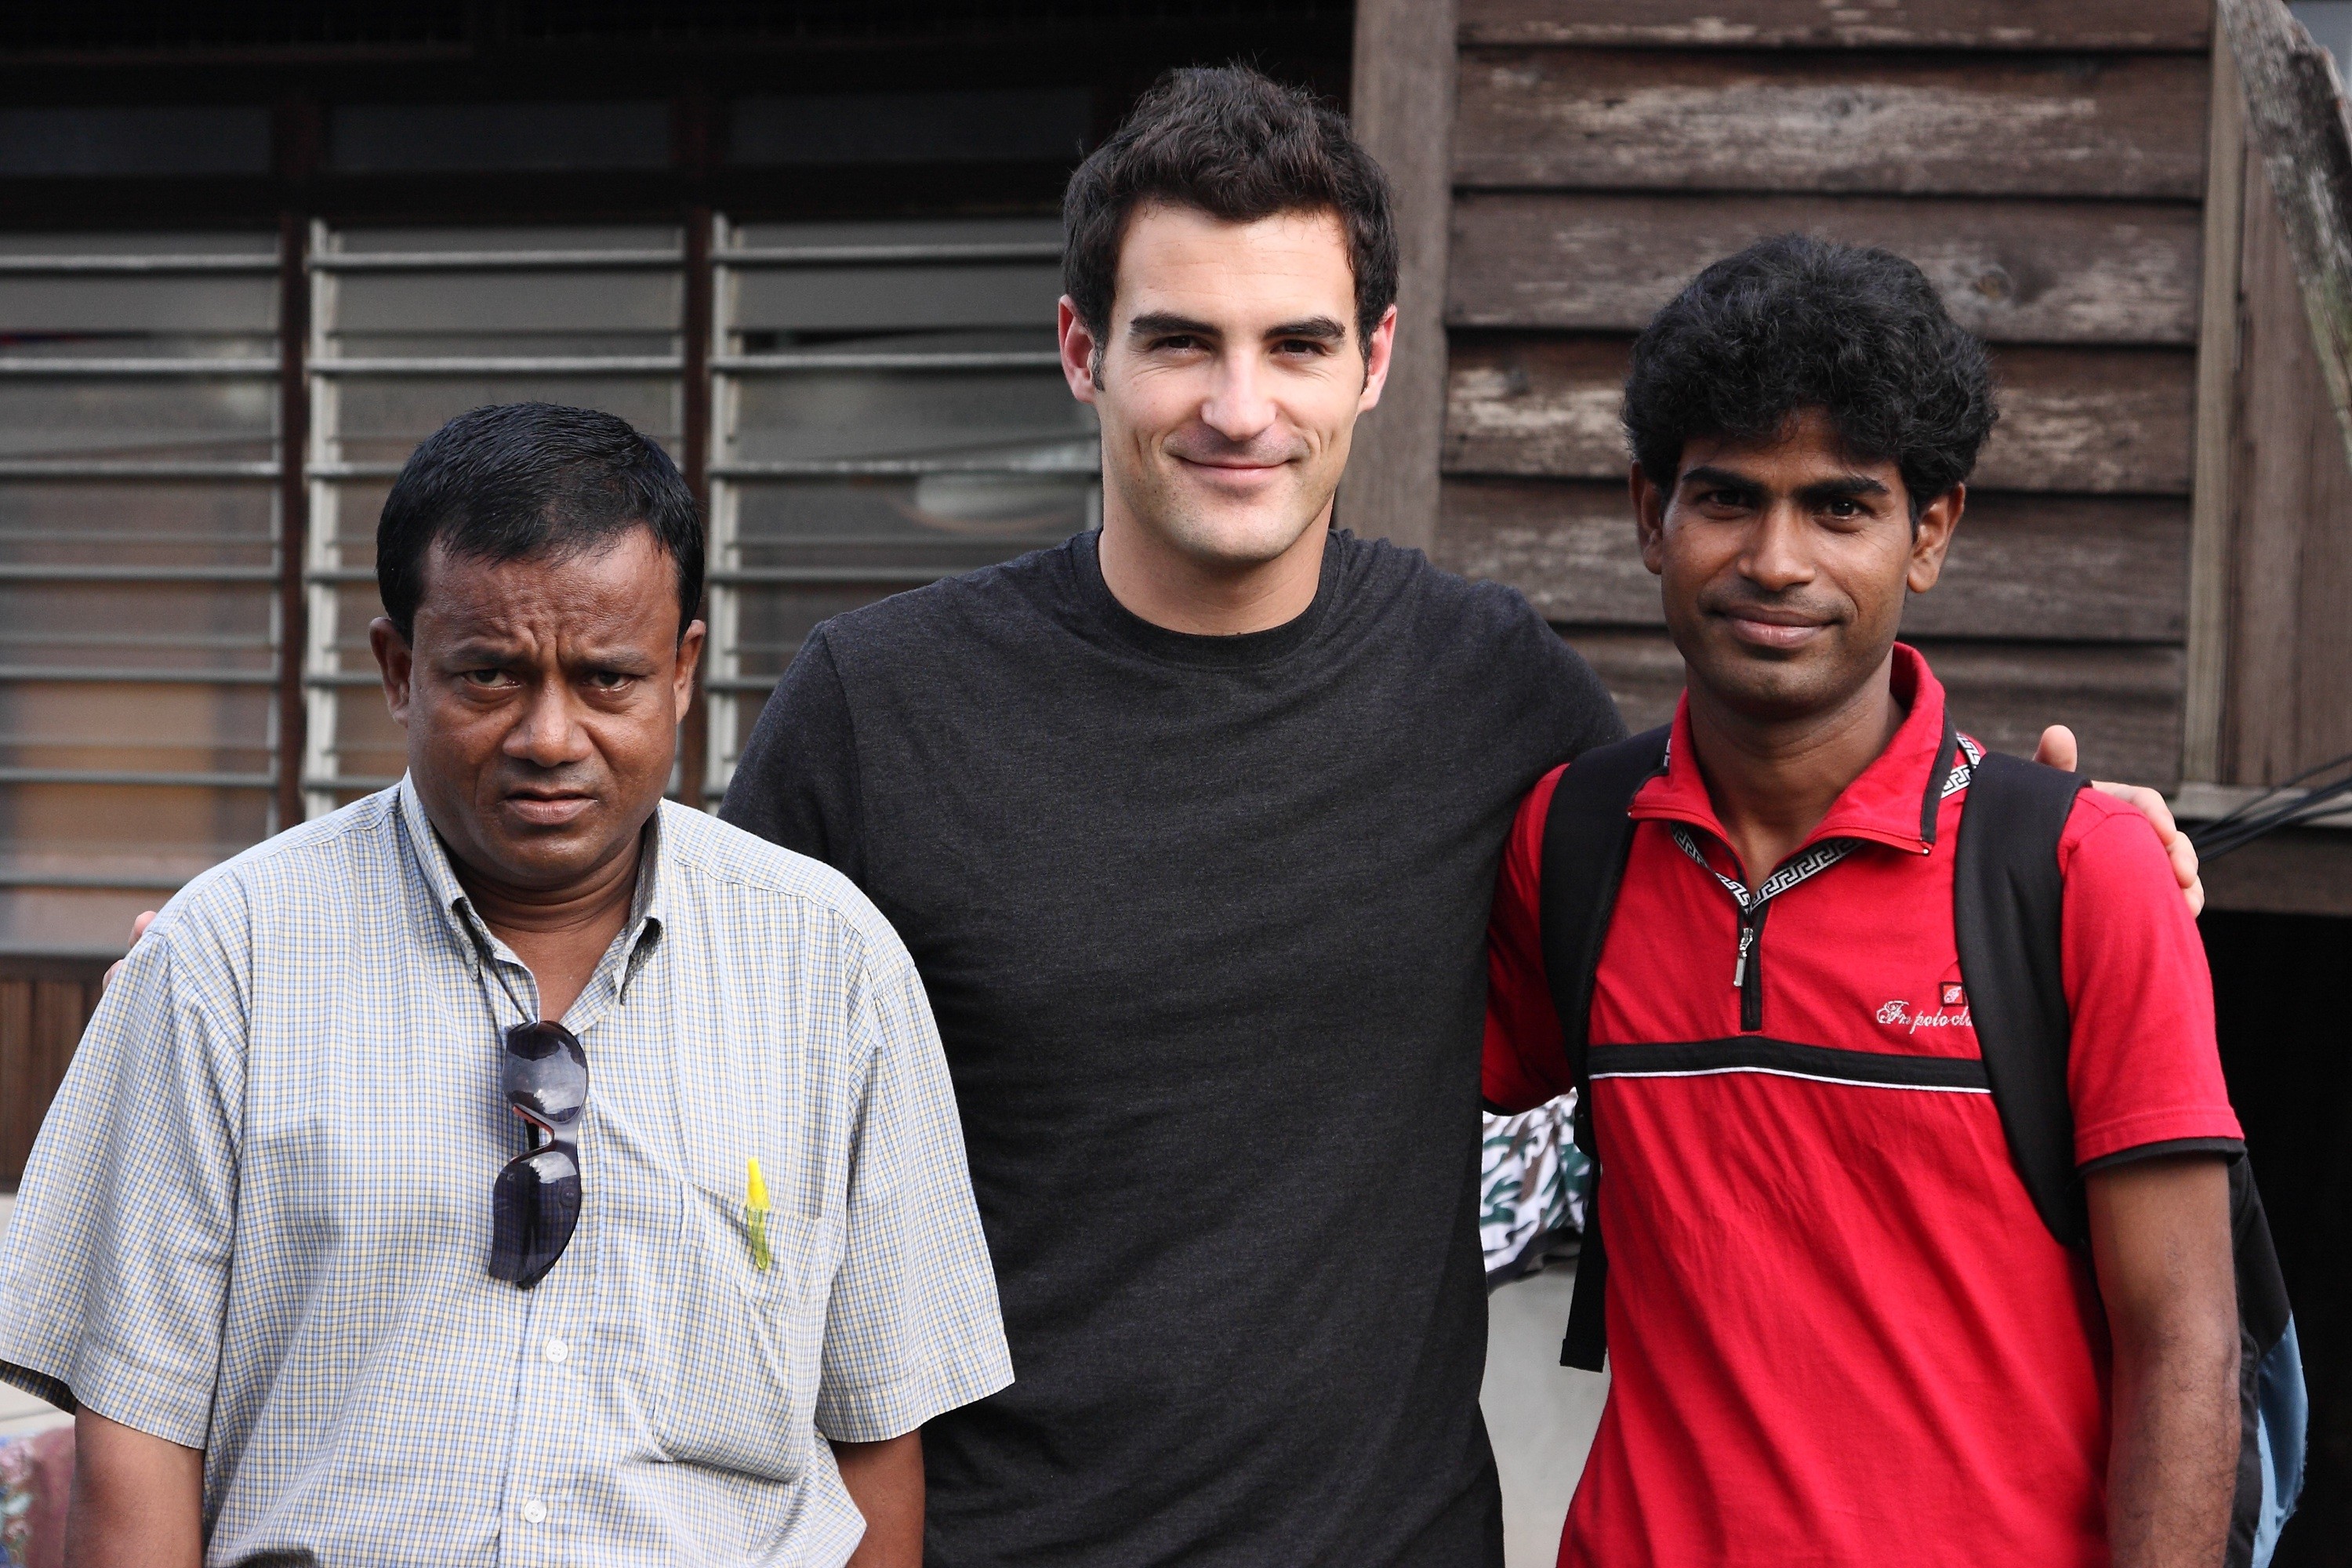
[{"left": 1479, "top": 1091, "right": 1588, "bottom": 1287}]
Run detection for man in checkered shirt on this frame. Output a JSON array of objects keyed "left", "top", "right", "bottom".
[{"left": 0, "top": 403, "right": 1010, "bottom": 1566}]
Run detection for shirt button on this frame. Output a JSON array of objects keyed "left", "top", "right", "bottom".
[
  {"left": 544, "top": 1338, "right": 568, "bottom": 1363},
  {"left": 522, "top": 1500, "right": 549, "bottom": 1525}
]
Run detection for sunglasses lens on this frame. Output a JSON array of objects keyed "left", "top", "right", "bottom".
[
  {"left": 490, "top": 1143, "right": 581, "bottom": 1289},
  {"left": 503, "top": 1020, "right": 587, "bottom": 1127}
]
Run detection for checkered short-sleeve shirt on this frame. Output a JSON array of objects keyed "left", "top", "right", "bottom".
[{"left": 0, "top": 780, "right": 1011, "bottom": 1566}]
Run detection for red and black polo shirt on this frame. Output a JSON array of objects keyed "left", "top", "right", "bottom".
[{"left": 1484, "top": 644, "right": 2242, "bottom": 1567}]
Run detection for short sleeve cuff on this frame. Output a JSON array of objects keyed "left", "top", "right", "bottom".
[
  {"left": 0, "top": 1339, "right": 212, "bottom": 1450},
  {"left": 2074, "top": 1106, "right": 2245, "bottom": 1171},
  {"left": 0, "top": 1359, "right": 72, "bottom": 1414},
  {"left": 813, "top": 1330, "right": 1014, "bottom": 1445},
  {"left": 2078, "top": 1135, "right": 2245, "bottom": 1176}
]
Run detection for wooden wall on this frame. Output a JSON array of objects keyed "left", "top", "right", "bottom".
[
  {"left": 1430, "top": 0, "right": 2216, "bottom": 785},
  {"left": 2213, "top": 151, "right": 2352, "bottom": 786},
  {"left": 1, "top": 960, "right": 102, "bottom": 1188}
]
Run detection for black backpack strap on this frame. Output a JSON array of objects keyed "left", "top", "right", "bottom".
[
  {"left": 1537, "top": 724, "right": 1671, "bottom": 1370},
  {"left": 1951, "top": 750, "right": 2092, "bottom": 1249}
]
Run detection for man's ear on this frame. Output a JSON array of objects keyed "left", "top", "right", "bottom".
[
  {"left": 1905, "top": 482, "right": 1965, "bottom": 594},
  {"left": 1356, "top": 302, "right": 1399, "bottom": 411},
  {"left": 371, "top": 617, "right": 416, "bottom": 726},
  {"left": 1632, "top": 463, "right": 1669, "bottom": 577},
  {"left": 673, "top": 619, "right": 707, "bottom": 717},
  {"left": 1058, "top": 296, "right": 1102, "bottom": 405}
]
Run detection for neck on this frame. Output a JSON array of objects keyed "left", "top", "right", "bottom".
[
  {"left": 448, "top": 822, "right": 647, "bottom": 1020},
  {"left": 1094, "top": 500, "right": 1330, "bottom": 637},
  {"left": 1684, "top": 651, "right": 1903, "bottom": 887}
]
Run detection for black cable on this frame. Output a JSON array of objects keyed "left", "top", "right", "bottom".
[{"left": 2187, "top": 747, "right": 2352, "bottom": 861}]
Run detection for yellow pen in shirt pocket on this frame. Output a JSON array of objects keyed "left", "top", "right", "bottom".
[{"left": 743, "top": 1156, "right": 772, "bottom": 1272}]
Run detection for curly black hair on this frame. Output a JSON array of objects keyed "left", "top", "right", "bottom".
[
  {"left": 1621, "top": 234, "right": 1998, "bottom": 514},
  {"left": 1062, "top": 65, "right": 1397, "bottom": 354}
]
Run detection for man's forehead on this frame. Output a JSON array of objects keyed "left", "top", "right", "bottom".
[
  {"left": 416, "top": 530, "right": 676, "bottom": 633},
  {"left": 1677, "top": 416, "right": 1899, "bottom": 487},
  {"left": 1113, "top": 202, "right": 1354, "bottom": 325}
]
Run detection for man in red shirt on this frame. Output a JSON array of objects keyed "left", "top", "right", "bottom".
[{"left": 1485, "top": 234, "right": 2243, "bottom": 1567}]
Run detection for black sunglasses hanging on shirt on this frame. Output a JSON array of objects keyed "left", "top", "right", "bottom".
[{"left": 490, "top": 1018, "right": 588, "bottom": 1289}]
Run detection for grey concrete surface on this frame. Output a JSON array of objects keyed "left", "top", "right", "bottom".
[{"left": 1482, "top": 1262, "right": 1609, "bottom": 1568}]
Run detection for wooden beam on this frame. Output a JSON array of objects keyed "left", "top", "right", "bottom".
[
  {"left": 1441, "top": 480, "right": 2188, "bottom": 641},
  {"left": 1456, "top": 50, "right": 2209, "bottom": 198},
  {"left": 2185, "top": 39, "right": 2249, "bottom": 784},
  {"left": 1342, "top": 0, "right": 1457, "bottom": 550},
  {"left": 2218, "top": 0, "right": 2352, "bottom": 473},
  {"left": 1461, "top": 0, "right": 2211, "bottom": 52},
  {"left": 2198, "top": 826, "right": 2352, "bottom": 915},
  {"left": 1449, "top": 193, "right": 2204, "bottom": 343},
  {"left": 1443, "top": 336, "right": 2196, "bottom": 494}
]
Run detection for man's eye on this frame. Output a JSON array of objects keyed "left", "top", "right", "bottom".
[
  {"left": 1274, "top": 339, "right": 1328, "bottom": 357},
  {"left": 1824, "top": 499, "right": 1863, "bottom": 519},
  {"left": 461, "top": 669, "right": 512, "bottom": 688},
  {"left": 1152, "top": 335, "right": 1202, "bottom": 352},
  {"left": 586, "top": 671, "right": 633, "bottom": 691}
]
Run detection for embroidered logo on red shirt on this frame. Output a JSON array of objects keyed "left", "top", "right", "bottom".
[{"left": 1876, "top": 997, "right": 1973, "bottom": 1034}]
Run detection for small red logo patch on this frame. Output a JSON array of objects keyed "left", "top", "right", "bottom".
[{"left": 1941, "top": 982, "right": 1966, "bottom": 1007}]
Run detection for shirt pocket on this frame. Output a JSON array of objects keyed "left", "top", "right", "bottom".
[{"left": 651, "top": 1179, "right": 844, "bottom": 1479}]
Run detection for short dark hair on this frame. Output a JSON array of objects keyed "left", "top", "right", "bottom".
[
  {"left": 1062, "top": 64, "right": 1399, "bottom": 353},
  {"left": 1621, "top": 234, "right": 1998, "bottom": 514},
  {"left": 376, "top": 402, "right": 702, "bottom": 643}
]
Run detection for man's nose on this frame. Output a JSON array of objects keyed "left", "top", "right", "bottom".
[
  {"left": 507, "top": 681, "right": 593, "bottom": 767},
  {"left": 1198, "top": 353, "right": 1278, "bottom": 443},
  {"left": 1740, "top": 503, "right": 1816, "bottom": 591}
]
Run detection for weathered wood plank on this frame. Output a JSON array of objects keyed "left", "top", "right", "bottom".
[
  {"left": 1565, "top": 626, "right": 2184, "bottom": 785},
  {"left": 1441, "top": 478, "right": 2187, "bottom": 640},
  {"left": 1456, "top": 50, "right": 2209, "bottom": 198},
  {"left": 1, "top": 978, "right": 30, "bottom": 1187},
  {"left": 1923, "top": 639, "right": 2184, "bottom": 786},
  {"left": 2198, "top": 827, "right": 2352, "bottom": 916},
  {"left": 0, "top": 969, "right": 96, "bottom": 1187},
  {"left": 1443, "top": 336, "right": 2196, "bottom": 493},
  {"left": 1449, "top": 193, "right": 2205, "bottom": 343},
  {"left": 1345, "top": 0, "right": 1457, "bottom": 548},
  {"left": 2220, "top": 0, "right": 2352, "bottom": 474},
  {"left": 2183, "top": 42, "right": 2249, "bottom": 783},
  {"left": 2223, "top": 147, "right": 2352, "bottom": 785},
  {"left": 1461, "top": 0, "right": 2210, "bottom": 52}
]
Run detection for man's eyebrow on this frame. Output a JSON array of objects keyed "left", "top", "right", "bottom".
[
  {"left": 1675, "top": 465, "right": 1892, "bottom": 503},
  {"left": 1678, "top": 464, "right": 1762, "bottom": 494},
  {"left": 1265, "top": 316, "right": 1347, "bottom": 343},
  {"left": 1795, "top": 474, "right": 1893, "bottom": 505},
  {"left": 1127, "top": 311, "right": 1219, "bottom": 339}
]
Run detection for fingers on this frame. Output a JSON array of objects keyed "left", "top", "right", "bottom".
[
  {"left": 101, "top": 910, "right": 159, "bottom": 994},
  {"left": 2033, "top": 724, "right": 2079, "bottom": 773},
  {"left": 2092, "top": 781, "right": 2179, "bottom": 841},
  {"left": 2089, "top": 781, "right": 2205, "bottom": 915},
  {"left": 2171, "top": 836, "right": 2207, "bottom": 918}
]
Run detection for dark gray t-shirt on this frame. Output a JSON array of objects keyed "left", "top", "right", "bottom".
[{"left": 720, "top": 528, "right": 1623, "bottom": 1567}]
